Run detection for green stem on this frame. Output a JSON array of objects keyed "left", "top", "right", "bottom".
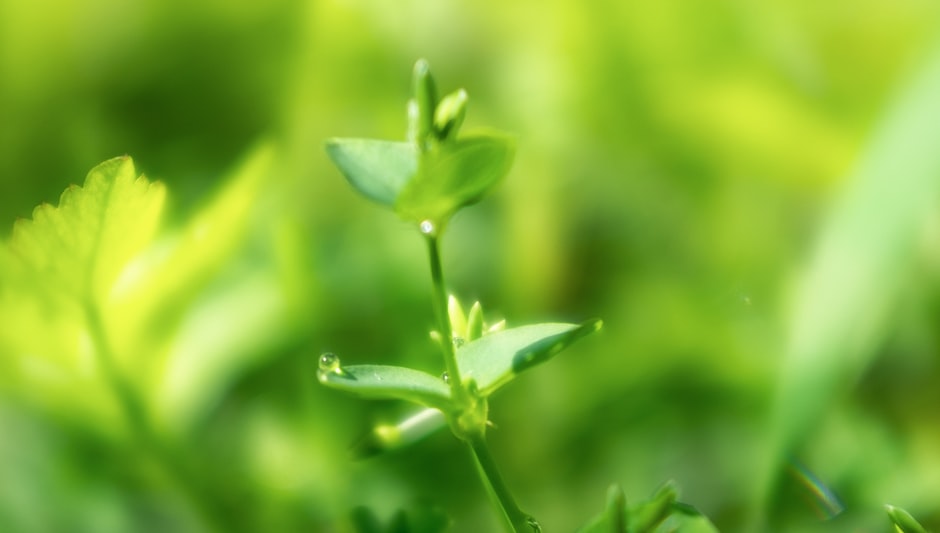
[
  {"left": 467, "top": 432, "right": 537, "bottom": 532},
  {"left": 424, "top": 232, "right": 464, "bottom": 399},
  {"left": 84, "top": 302, "right": 230, "bottom": 531}
]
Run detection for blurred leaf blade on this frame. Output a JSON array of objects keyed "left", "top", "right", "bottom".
[
  {"left": 760, "top": 38, "right": 940, "bottom": 514},
  {"left": 8, "top": 156, "right": 165, "bottom": 306}
]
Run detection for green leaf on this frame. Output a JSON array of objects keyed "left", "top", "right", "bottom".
[
  {"left": 628, "top": 481, "right": 678, "bottom": 533},
  {"left": 577, "top": 484, "right": 628, "bottom": 533},
  {"left": 756, "top": 39, "right": 940, "bottom": 513},
  {"left": 663, "top": 503, "right": 720, "bottom": 533},
  {"left": 8, "top": 156, "right": 165, "bottom": 306},
  {"left": 318, "top": 364, "right": 451, "bottom": 411},
  {"left": 324, "top": 139, "right": 417, "bottom": 207},
  {"left": 395, "top": 133, "right": 515, "bottom": 224},
  {"left": 457, "top": 319, "right": 602, "bottom": 396},
  {"left": 886, "top": 505, "right": 928, "bottom": 533},
  {"left": 0, "top": 157, "right": 165, "bottom": 430}
]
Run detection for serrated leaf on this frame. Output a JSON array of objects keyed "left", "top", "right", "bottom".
[
  {"left": 325, "top": 139, "right": 417, "bottom": 207},
  {"left": 318, "top": 364, "right": 451, "bottom": 411},
  {"left": 8, "top": 156, "right": 165, "bottom": 306},
  {"left": 457, "top": 319, "right": 602, "bottom": 396},
  {"left": 0, "top": 156, "right": 165, "bottom": 432},
  {"left": 396, "top": 133, "right": 515, "bottom": 224}
]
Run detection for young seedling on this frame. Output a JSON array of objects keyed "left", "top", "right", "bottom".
[{"left": 322, "top": 59, "right": 602, "bottom": 531}]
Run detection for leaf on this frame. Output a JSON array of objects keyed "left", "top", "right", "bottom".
[
  {"left": 0, "top": 157, "right": 165, "bottom": 430},
  {"left": 663, "top": 503, "right": 720, "bottom": 533},
  {"left": 577, "top": 484, "right": 627, "bottom": 533},
  {"left": 886, "top": 505, "right": 928, "bottom": 533},
  {"left": 628, "top": 481, "right": 677, "bottom": 533},
  {"left": 8, "top": 156, "right": 165, "bottom": 306},
  {"left": 457, "top": 319, "right": 602, "bottom": 396},
  {"left": 756, "top": 39, "right": 940, "bottom": 512},
  {"left": 324, "top": 139, "right": 417, "bottom": 207},
  {"left": 318, "top": 364, "right": 451, "bottom": 411},
  {"left": 395, "top": 133, "right": 515, "bottom": 224}
]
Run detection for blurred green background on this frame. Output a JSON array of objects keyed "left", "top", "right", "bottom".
[{"left": 2, "top": 0, "right": 940, "bottom": 531}]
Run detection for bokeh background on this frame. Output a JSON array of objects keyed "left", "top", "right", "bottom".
[{"left": 2, "top": 0, "right": 940, "bottom": 531}]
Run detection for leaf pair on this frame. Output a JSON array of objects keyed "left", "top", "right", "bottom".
[
  {"left": 317, "top": 319, "right": 602, "bottom": 412},
  {"left": 325, "top": 60, "right": 515, "bottom": 228}
]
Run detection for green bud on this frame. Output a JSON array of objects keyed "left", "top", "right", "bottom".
[
  {"left": 434, "top": 88, "right": 468, "bottom": 141},
  {"left": 412, "top": 59, "right": 437, "bottom": 147}
]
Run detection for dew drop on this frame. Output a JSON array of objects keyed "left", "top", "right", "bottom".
[
  {"left": 441, "top": 371, "right": 450, "bottom": 384},
  {"left": 319, "top": 352, "right": 341, "bottom": 373},
  {"left": 452, "top": 336, "right": 465, "bottom": 348},
  {"left": 419, "top": 220, "right": 435, "bottom": 235},
  {"left": 525, "top": 516, "right": 542, "bottom": 533}
]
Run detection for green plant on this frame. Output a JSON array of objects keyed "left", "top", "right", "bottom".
[
  {"left": 321, "top": 59, "right": 721, "bottom": 532},
  {"left": 322, "top": 58, "right": 598, "bottom": 532}
]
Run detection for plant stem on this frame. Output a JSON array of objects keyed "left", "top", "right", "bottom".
[
  {"left": 467, "top": 432, "right": 536, "bottom": 532},
  {"left": 424, "top": 233, "right": 464, "bottom": 399}
]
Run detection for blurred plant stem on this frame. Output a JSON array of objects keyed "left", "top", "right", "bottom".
[{"left": 85, "top": 301, "right": 228, "bottom": 531}]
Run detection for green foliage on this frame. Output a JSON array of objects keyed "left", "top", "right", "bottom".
[
  {"left": 326, "top": 59, "right": 515, "bottom": 229},
  {"left": 322, "top": 60, "right": 600, "bottom": 531},
  {"left": 578, "top": 483, "right": 719, "bottom": 533},
  {"left": 3, "top": 2, "right": 940, "bottom": 531}
]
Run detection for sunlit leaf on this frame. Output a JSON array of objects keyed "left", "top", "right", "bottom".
[
  {"left": 8, "top": 156, "right": 165, "bottom": 306},
  {"left": 758, "top": 40, "right": 940, "bottom": 512},
  {"left": 325, "top": 139, "right": 417, "bottom": 207},
  {"left": 457, "top": 320, "right": 602, "bottom": 396},
  {"left": 0, "top": 157, "right": 165, "bottom": 430},
  {"left": 318, "top": 364, "right": 451, "bottom": 411}
]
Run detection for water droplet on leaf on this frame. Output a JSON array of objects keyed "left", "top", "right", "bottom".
[
  {"left": 441, "top": 371, "right": 450, "bottom": 383},
  {"left": 419, "top": 220, "right": 435, "bottom": 235},
  {"left": 319, "top": 352, "right": 341, "bottom": 373}
]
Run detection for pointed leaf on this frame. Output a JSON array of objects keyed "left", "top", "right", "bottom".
[
  {"left": 663, "top": 503, "right": 720, "bottom": 533},
  {"left": 318, "top": 364, "right": 451, "bottom": 411},
  {"left": 396, "top": 133, "right": 515, "bottom": 224},
  {"left": 628, "top": 481, "right": 677, "bottom": 533},
  {"left": 457, "top": 319, "right": 602, "bottom": 396},
  {"left": 886, "top": 505, "right": 927, "bottom": 533},
  {"left": 325, "top": 139, "right": 417, "bottom": 207}
]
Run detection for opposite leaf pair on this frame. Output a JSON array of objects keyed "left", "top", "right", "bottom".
[{"left": 325, "top": 59, "right": 514, "bottom": 230}]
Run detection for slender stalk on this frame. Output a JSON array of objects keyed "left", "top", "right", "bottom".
[
  {"left": 467, "top": 432, "right": 536, "bottom": 532},
  {"left": 424, "top": 232, "right": 464, "bottom": 399}
]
